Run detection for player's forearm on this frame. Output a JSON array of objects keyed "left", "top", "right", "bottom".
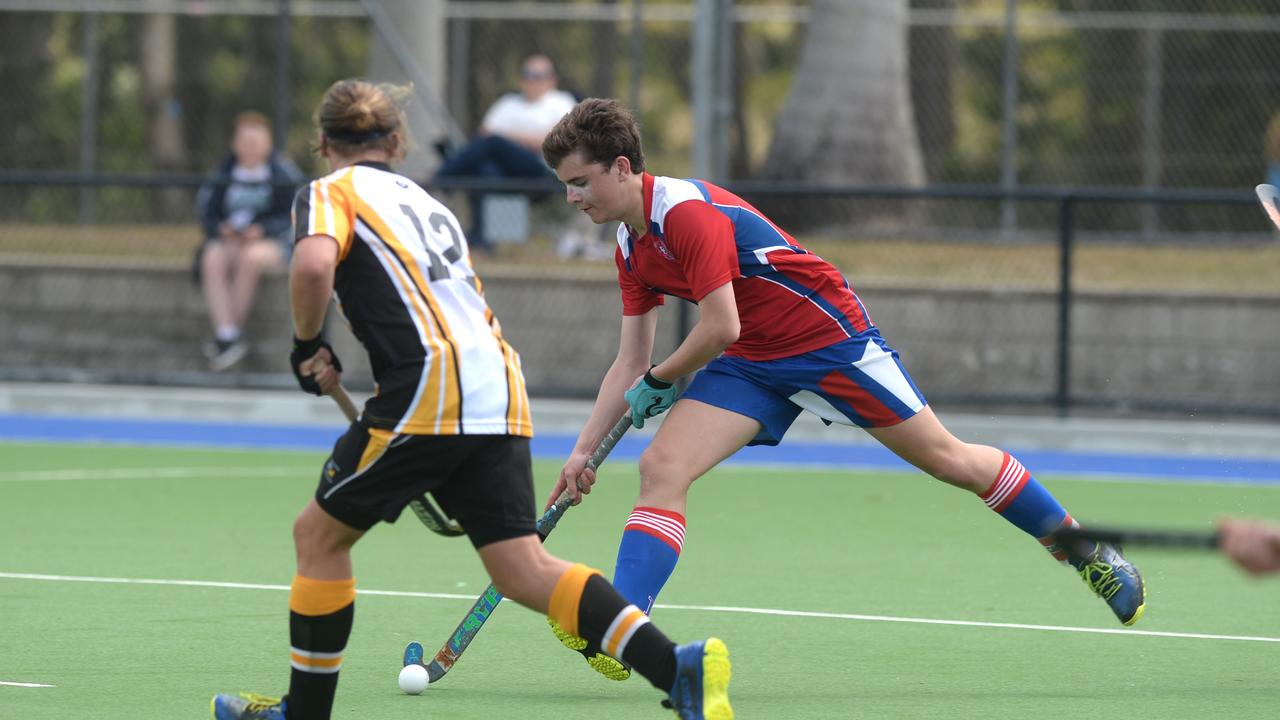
[
  {"left": 651, "top": 315, "right": 738, "bottom": 383},
  {"left": 290, "top": 265, "right": 334, "bottom": 340},
  {"left": 649, "top": 282, "right": 738, "bottom": 382},
  {"left": 290, "top": 271, "right": 331, "bottom": 339},
  {"left": 575, "top": 359, "right": 644, "bottom": 454}
]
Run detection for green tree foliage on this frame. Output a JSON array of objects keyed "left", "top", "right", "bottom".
[{"left": 5, "top": 1, "right": 1280, "bottom": 232}]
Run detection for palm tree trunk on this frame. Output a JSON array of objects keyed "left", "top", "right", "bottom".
[{"left": 760, "top": 0, "right": 924, "bottom": 231}]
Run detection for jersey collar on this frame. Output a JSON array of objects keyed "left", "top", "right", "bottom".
[
  {"left": 618, "top": 173, "right": 655, "bottom": 269},
  {"left": 640, "top": 172, "right": 655, "bottom": 237},
  {"left": 624, "top": 173, "right": 655, "bottom": 240}
]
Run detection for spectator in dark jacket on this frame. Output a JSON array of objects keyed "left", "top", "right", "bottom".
[{"left": 195, "top": 111, "right": 303, "bottom": 370}]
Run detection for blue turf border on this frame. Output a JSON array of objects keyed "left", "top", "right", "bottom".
[{"left": 1, "top": 413, "right": 1277, "bottom": 484}]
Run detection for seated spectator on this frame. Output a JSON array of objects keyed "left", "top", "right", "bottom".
[
  {"left": 195, "top": 111, "right": 303, "bottom": 370},
  {"left": 434, "top": 54, "right": 577, "bottom": 253}
]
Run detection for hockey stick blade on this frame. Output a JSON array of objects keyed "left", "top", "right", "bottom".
[
  {"left": 415, "top": 413, "right": 633, "bottom": 683},
  {"left": 408, "top": 495, "right": 467, "bottom": 537},
  {"left": 1051, "top": 525, "right": 1220, "bottom": 552}
]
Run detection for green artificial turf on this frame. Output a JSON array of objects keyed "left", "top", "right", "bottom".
[{"left": 2, "top": 441, "right": 1277, "bottom": 719}]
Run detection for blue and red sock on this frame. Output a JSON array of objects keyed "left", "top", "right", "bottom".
[
  {"left": 612, "top": 506, "right": 686, "bottom": 614},
  {"left": 981, "top": 453, "right": 1087, "bottom": 562}
]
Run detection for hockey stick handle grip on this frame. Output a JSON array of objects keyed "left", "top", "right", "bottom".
[
  {"left": 1052, "top": 525, "right": 1220, "bottom": 550},
  {"left": 308, "top": 356, "right": 360, "bottom": 423},
  {"left": 540, "top": 414, "right": 633, "bottom": 535},
  {"left": 587, "top": 413, "right": 634, "bottom": 471},
  {"left": 330, "top": 384, "right": 360, "bottom": 423}
]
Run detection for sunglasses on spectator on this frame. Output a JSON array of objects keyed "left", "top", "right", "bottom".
[{"left": 521, "top": 69, "right": 552, "bottom": 81}]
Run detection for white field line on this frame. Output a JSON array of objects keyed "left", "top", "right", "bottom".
[
  {"left": 3, "top": 572, "right": 1277, "bottom": 645},
  {"left": 0, "top": 573, "right": 473, "bottom": 600},
  {"left": 0, "top": 466, "right": 311, "bottom": 482},
  {"left": 0, "top": 681, "right": 55, "bottom": 688},
  {"left": 720, "top": 461, "right": 1280, "bottom": 489},
  {"left": 4, "top": 460, "right": 1277, "bottom": 488}
]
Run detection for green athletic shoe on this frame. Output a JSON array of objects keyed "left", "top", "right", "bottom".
[
  {"left": 547, "top": 617, "right": 632, "bottom": 681},
  {"left": 1074, "top": 542, "right": 1146, "bottom": 626}
]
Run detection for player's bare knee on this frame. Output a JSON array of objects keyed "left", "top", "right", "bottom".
[
  {"left": 637, "top": 444, "right": 686, "bottom": 490},
  {"left": 292, "top": 510, "right": 324, "bottom": 557},
  {"left": 292, "top": 508, "right": 349, "bottom": 560},
  {"left": 918, "top": 445, "right": 984, "bottom": 492}
]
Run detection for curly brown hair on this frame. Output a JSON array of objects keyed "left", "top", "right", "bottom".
[{"left": 541, "top": 97, "right": 645, "bottom": 173}]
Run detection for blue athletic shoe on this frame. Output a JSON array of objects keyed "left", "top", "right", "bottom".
[
  {"left": 403, "top": 640, "right": 424, "bottom": 667},
  {"left": 210, "top": 692, "right": 286, "bottom": 720},
  {"left": 664, "top": 638, "right": 732, "bottom": 720},
  {"left": 1073, "top": 542, "right": 1146, "bottom": 626}
]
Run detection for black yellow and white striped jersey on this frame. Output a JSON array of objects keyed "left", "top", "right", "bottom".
[{"left": 293, "top": 161, "right": 532, "bottom": 438}]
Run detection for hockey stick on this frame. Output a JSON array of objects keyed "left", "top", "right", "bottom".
[
  {"left": 407, "top": 413, "right": 633, "bottom": 684},
  {"left": 1254, "top": 183, "right": 1280, "bottom": 230},
  {"left": 322, "top": 370, "right": 465, "bottom": 537},
  {"left": 1051, "top": 525, "right": 1220, "bottom": 552}
]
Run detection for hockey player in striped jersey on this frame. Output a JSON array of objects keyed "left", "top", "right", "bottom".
[
  {"left": 212, "top": 81, "right": 732, "bottom": 720},
  {"left": 538, "top": 98, "right": 1145, "bottom": 682}
]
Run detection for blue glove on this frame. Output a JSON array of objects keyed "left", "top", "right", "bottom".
[{"left": 624, "top": 369, "right": 677, "bottom": 429}]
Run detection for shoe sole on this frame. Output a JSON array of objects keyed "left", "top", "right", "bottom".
[
  {"left": 701, "top": 637, "right": 733, "bottom": 720},
  {"left": 1119, "top": 559, "right": 1147, "bottom": 626},
  {"left": 586, "top": 652, "right": 632, "bottom": 681},
  {"left": 548, "top": 618, "right": 588, "bottom": 651},
  {"left": 209, "top": 343, "right": 248, "bottom": 371},
  {"left": 549, "top": 618, "right": 630, "bottom": 681},
  {"left": 1122, "top": 581, "right": 1148, "bottom": 626}
]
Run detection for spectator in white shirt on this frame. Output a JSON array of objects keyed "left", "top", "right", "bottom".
[{"left": 434, "top": 54, "right": 576, "bottom": 252}]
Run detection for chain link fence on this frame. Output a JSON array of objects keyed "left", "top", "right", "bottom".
[{"left": 2, "top": 0, "right": 1279, "bottom": 416}]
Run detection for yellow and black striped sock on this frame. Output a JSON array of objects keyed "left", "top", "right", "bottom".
[
  {"left": 549, "top": 564, "right": 677, "bottom": 691},
  {"left": 287, "top": 575, "right": 355, "bottom": 719}
]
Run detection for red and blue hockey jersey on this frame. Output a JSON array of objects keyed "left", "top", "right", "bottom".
[{"left": 615, "top": 173, "right": 873, "bottom": 361}]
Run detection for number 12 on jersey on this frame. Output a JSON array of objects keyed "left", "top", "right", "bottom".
[{"left": 400, "top": 203, "right": 465, "bottom": 282}]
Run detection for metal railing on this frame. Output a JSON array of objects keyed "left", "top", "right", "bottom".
[{"left": 1, "top": 169, "right": 1270, "bottom": 417}]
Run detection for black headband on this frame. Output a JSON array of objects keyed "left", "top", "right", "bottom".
[{"left": 324, "top": 127, "right": 391, "bottom": 144}]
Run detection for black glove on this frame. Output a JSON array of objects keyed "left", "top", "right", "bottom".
[{"left": 290, "top": 334, "right": 342, "bottom": 396}]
